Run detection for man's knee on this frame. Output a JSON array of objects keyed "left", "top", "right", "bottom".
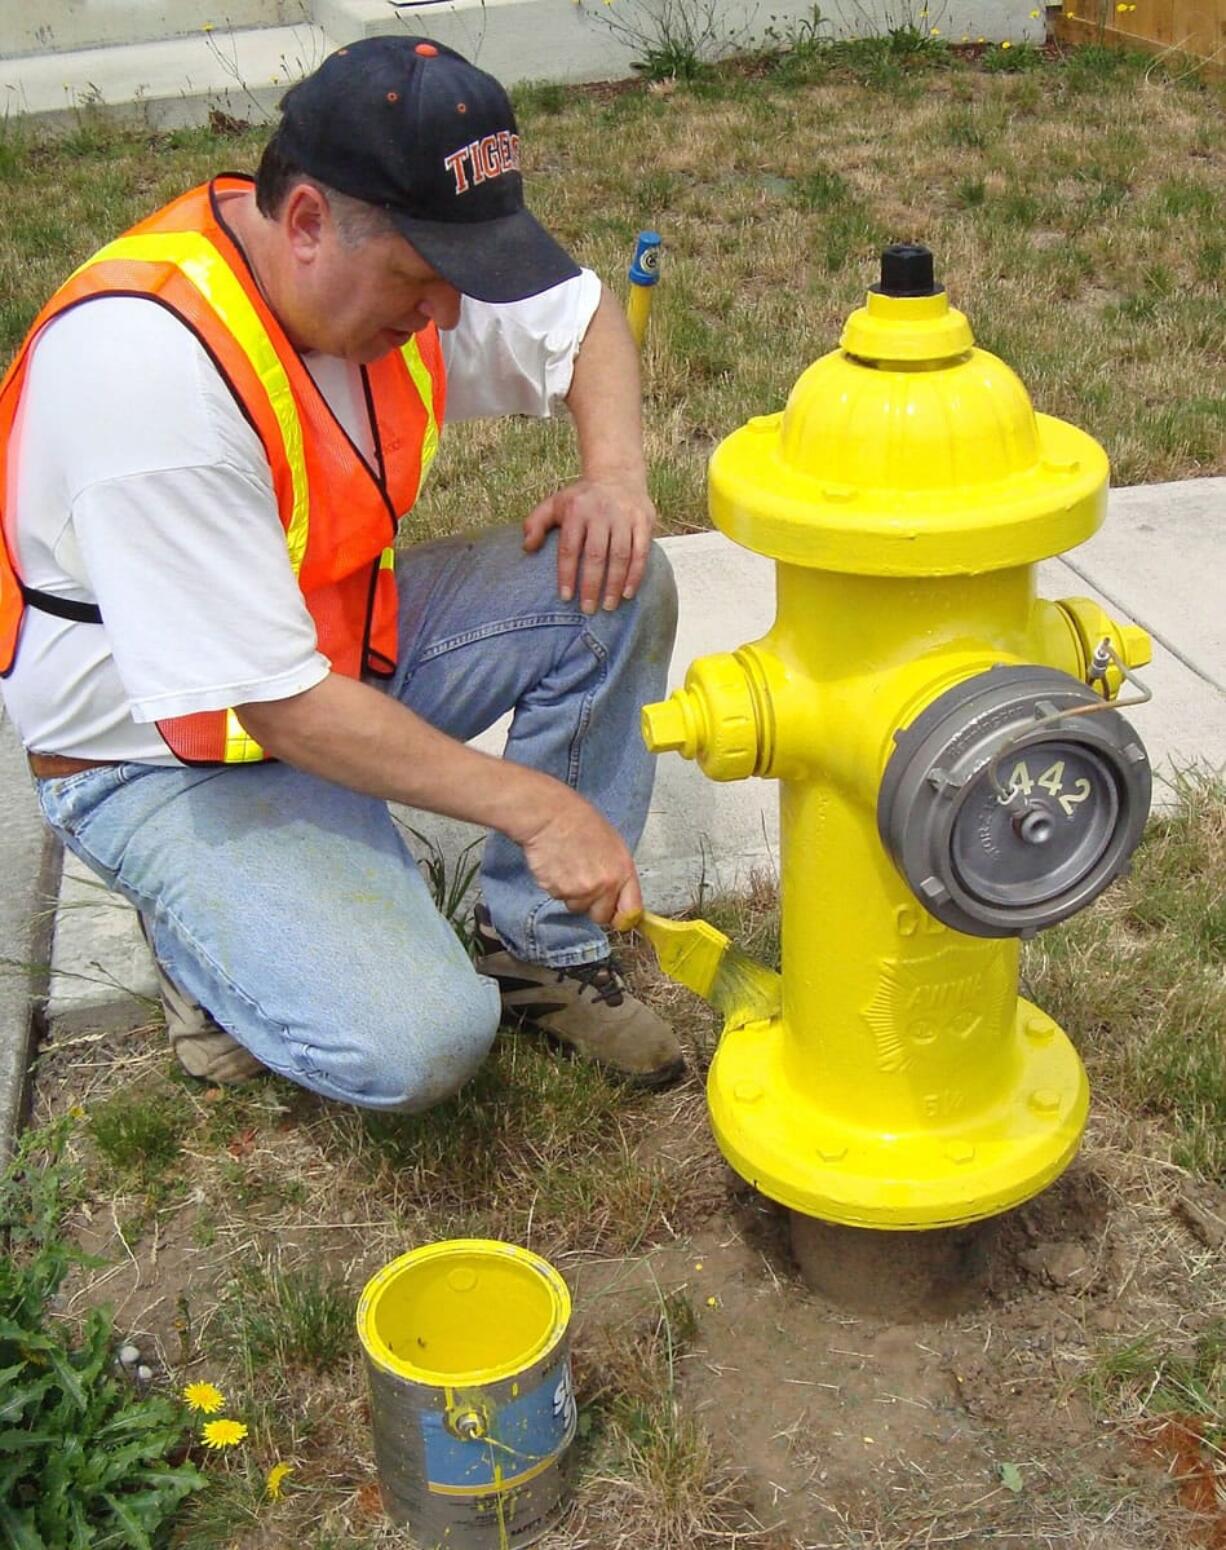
[
  {"left": 335, "top": 971, "right": 501, "bottom": 1114},
  {"left": 638, "top": 540, "right": 678, "bottom": 631}
]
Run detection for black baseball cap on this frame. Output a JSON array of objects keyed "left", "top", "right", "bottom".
[{"left": 276, "top": 36, "right": 580, "bottom": 303}]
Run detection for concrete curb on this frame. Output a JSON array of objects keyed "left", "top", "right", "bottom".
[{"left": 0, "top": 718, "right": 62, "bottom": 1162}]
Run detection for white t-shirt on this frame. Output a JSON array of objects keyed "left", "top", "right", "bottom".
[{"left": 1, "top": 268, "right": 602, "bottom": 764}]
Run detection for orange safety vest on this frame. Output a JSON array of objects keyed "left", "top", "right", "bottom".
[{"left": 0, "top": 174, "right": 446, "bottom": 764}]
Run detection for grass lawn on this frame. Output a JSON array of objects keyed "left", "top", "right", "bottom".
[
  {"left": 0, "top": 36, "right": 1222, "bottom": 548},
  {"left": 3, "top": 30, "right": 1225, "bottom": 1550}
]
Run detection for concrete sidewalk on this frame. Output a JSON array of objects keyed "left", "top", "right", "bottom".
[{"left": 1, "top": 477, "right": 1222, "bottom": 1153}]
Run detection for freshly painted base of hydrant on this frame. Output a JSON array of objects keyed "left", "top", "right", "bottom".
[
  {"left": 356, "top": 1241, "right": 575, "bottom": 1548},
  {"left": 708, "top": 998, "right": 1089, "bottom": 1230}
]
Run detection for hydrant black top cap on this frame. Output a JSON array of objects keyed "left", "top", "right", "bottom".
[{"left": 875, "top": 243, "right": 941, "bottom": 298}]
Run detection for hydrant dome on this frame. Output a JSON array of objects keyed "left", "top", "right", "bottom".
[
  {"left": 709, "top": 258, "right": 1109, "bottom": 576},
  {"left": 780, "top": 346, "right": 1042, "bottom": 494}
]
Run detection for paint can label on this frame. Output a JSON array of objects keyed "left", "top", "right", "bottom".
[{"left": 423, "top": 1357, "right": 576, "bottom": 1499}]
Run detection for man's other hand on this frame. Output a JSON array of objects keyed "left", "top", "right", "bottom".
[
  {"left": 518, "top": 789, "right": 643, "bottom": 925},
  {"left": 522, "top": 474, "right": 655, "bottom": 615}
]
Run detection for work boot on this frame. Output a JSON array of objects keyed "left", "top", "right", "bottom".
[
  {"left": 472, "top": 905, "right": 685, "bottom": 1089},
  {"left": 136, "top": 916, "right": 265, "bottom": 1084}
]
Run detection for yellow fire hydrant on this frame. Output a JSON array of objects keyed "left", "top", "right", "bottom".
[{"left": 642, "top": 245, "right": 1152, "bottom": 1249}]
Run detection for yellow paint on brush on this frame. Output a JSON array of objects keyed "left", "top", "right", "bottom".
[{"left": 617, "top": 909, "right": 781, "bottom": 1029}]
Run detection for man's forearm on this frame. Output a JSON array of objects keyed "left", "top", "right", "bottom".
[
  {"left": 236, "top": 672, "right": 642, "bottom": 922},
  {"left": 236, "top": 673, "right": 555, "bottom": 846},
  {"left": 565, "top": 286, "right": 648, "bottom": 489}
]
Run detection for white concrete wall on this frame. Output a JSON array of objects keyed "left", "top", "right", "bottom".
[
  {"left": 312, "top": 0, "right": 1043, "bottom": 80},
  {"left": 0, "top": 0, "right": 303, "bottom": 58},
  {"left": 1, "top": 0, "right": 1044, "bottom": 126}
]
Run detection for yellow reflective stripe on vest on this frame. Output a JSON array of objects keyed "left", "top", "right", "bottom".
[
  {"left": 223, "top": 708, "right": 264, "bottom": 764},
  {"left": 75, "top": 233, "right": 311, "bottom": 576},
  {"left": 380, "top": 546, "right": 395, "bottom": 570},
  {"left": 399, "top": 336, "right": 440, "bottom": 487}
]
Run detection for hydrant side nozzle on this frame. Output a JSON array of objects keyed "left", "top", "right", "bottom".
[
  {"left": 642, "top": 694, "right": 694, "bottom": 757},
  {"left": 642, "top": 654, "right": 763, "bottom": 781},
  {"left": 1120, "top": 623, "right": 1152, "bottom": 670},
  {"left": 1055, "top": 597, "right": 1152, "bottom": 697}
]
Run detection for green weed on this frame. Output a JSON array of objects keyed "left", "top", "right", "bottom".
[
  {"left": 218, "top": 1263, "right": 354, "bottom": 1375},
  {"left": 511, "top": 79, "right": 571, "bottom": 117},
  {"left": 1091, "top": 1323, "right": 1226, "bottom": 1444},
  {"left": 397, "top": 822, "right": 484, "bottom": 954},
  {"left": 0, "top": 1121, "right": 206, "bottom": 1544},
  {"left": 1155, "top": 177, "right": 1218, "bottom": 221},
  {"left": 1195, "top": 239, "right": 1224, "bottom": 283},
  {"left": 942, "top": 109, "right": 989, "bottom": 149},
  {"left": 88, "top": 1086, "right": 191, "bottom": 1183},
  {"left": 983, "top": 41, "right": 1045, "bottom": 72},
  {"left": 1059, "top": 41, "right": 1148, "bottom": 89},
  {"left": 793, "top": 165, "right": 850, "bottom": 210}
]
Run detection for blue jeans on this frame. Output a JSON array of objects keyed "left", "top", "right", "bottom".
[{"left": 37, "top": 526, "right": 677, "bottom": 1111}]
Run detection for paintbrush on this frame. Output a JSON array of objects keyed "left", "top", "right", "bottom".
[{"left": 615, "top": 908, "right": 781, "bottom": 1028}]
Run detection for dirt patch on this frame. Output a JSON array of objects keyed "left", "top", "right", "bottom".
[{"left": 567, "top": 1111, "right": 1224, "bottom": 1547}]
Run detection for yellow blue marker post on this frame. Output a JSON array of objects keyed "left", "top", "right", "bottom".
[{"left": 626, "top": 230, "right": 661, "bottom": 351}]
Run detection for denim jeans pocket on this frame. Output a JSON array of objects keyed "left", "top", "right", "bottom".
[{"left": 37, "top": 764, "right": 137, "bottom": 841}]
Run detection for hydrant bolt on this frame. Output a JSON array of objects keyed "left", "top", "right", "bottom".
[{"left": 1015, "top": 809, "right": 1055, "bottom": 846}]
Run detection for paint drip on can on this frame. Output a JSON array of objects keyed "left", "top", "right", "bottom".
[{"left": 356, "top": 1239, "right": 576, "bottom": 1549}]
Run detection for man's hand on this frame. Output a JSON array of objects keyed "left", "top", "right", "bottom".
[
  {"left": 522, "top": 475, "right": 655, "bottom": 615},
  {"left": 517, "top": 787, "right": 643, "bottom": 925}
]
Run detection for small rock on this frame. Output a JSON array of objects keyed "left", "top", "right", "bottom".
[
  {"left": 136, "top": 1365, "right": 154, "bottom": 1384},
  {"left": 118, "top": 1344, "right": 141, "bottom": 1367},
  {"left": 1018, "top": 1241, "right": 1090, "bottom": 1288},
  {"left": 1172, "top": 1191, "right": 1226, "bottom": 1251}
]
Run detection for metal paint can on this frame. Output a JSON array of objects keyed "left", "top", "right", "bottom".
[{"left": 356, "top": 1239, "right": 576, "bottom": 1549}]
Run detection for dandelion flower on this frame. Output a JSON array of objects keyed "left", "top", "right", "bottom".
[
  {"left": 931, "top": 27, "right": 941, "bottom": 35},
  {"left": 706, "top": 1295, "right": 719, "bottom": 1307},
  {"left": 1001, "top": 39, "right": 1013, "bottom": 47},
  {"left": 1029, "top": 7, "right": 1041, "bottom": 14},
  {"left": 265, "top": 1462, "right": 294, "bottom": 1501},
  {"left": 201, "top": 1418, "right": 248, "bottom": 1450},
  {"left": 182, "top": 1381, "right": 225, "bottom": 1414}
]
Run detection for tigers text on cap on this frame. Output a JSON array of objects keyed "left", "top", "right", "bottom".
[{"left": 275, "top": 36, "right": 580, "bottom": 304}]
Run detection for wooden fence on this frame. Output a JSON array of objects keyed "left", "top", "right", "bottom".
[{"left": 1052, "top": 0, "right": 1226, "bottom": 76}]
